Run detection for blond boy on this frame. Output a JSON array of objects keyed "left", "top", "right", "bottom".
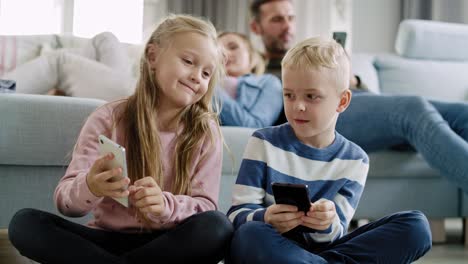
[{"left": 227, "top": 37, "right": 431, "bottom": 263}]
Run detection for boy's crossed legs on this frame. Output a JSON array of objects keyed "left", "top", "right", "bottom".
[{"left": 229, "top": 210, "right": 431, "bottom": 264}]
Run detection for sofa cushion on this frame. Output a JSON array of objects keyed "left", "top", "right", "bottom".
[
  {"left": 58, "top": 34, "right": 142, "bottom": 79},
  {"left": 221, "top": 126, "right": 255, "bottom": 175},
  {"left": 368, "top": 151, "right": 441, "bottom": 179},
  {"left": 396, "top": 19, "right": 468, "bottom": 61},
  {"left": 375, "top": 54, "right": 468, "bottom": 101},
  {"left": 219, "top": 126, "right": 255, "bottom": 213}
]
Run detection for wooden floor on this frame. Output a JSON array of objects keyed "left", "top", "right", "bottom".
[
  {"left": 0, "top": 230, "right": 33, "bottom": 264},
  {"left": 2, "top": 223, "right": 468, "bottom": 264}
]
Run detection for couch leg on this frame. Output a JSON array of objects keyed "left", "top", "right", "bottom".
[{"left": 429, "top": 219, "right": 446, "bottom": 243}]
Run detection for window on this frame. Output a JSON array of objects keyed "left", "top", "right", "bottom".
[
  {"left": 0, "top": 0, "right": 146, "bottom": 43},
  {"left": 0, "top": 0, "right": 62, "bottom": 35},
  {"left": 73, "top": 0, "right": 143, "bottom": 44}
]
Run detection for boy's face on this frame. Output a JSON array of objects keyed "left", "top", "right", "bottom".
[{"left": 282, "top": 67, "right": 349, "bottom": 148}]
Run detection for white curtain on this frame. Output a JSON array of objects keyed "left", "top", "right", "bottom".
[{"left": 167, "top": 0, "right": 250, "bottom": 33}]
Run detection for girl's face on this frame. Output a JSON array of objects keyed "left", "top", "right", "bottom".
[
  {"left": 218, "top": 33, "right": 251, "bottom": 77},
  {"left": 149, "top": 32, "right": 217, "bottom": 112}
]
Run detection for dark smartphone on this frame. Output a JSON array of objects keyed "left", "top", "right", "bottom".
[
  {"left": 271, "top": 182, "right": 314, "bottom": 233},
  {"left": 333, "top": 31, "right": 347, "bottom": 48}
]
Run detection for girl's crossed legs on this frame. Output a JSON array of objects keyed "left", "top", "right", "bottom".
[{"left": 9, "top": 208, "right": 233, "bottom": 264}]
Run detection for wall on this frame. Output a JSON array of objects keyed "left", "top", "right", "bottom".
[
  {"left": 352, "top": 0, "right": 401, "bottom": 53},
  {"left": 295, "top": 0, "right": 353, "bottom": 47}
]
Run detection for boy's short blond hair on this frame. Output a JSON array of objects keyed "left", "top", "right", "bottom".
[{"left": 281, "top": 37, "right": 350, "bottom": 92}]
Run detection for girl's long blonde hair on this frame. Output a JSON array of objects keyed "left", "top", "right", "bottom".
[{"left": 117, "top": 14, "right": 224, "bottom": 196}]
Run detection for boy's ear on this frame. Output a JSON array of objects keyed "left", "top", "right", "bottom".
[{"left": 336, "top": 89, "right": 352, "bottom": 113}]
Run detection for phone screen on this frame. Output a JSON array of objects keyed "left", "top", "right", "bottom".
[
  {"left": 272, "top": 182, "right": 311, "bottom": 213},
  {"left": 271, "top": 182, "right": 314, "bottom": 233}
]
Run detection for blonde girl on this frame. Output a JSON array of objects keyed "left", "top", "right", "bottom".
[
  {"left": 9, "top": 14, "right": 232, "bottom": 264},
  {"left": 216, "top": 32, "right": 283, "bottom": 128}
]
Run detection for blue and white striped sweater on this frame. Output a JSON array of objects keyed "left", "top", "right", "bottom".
[{"left": 227, "top": 124, "right": 369, "bottom": 243}]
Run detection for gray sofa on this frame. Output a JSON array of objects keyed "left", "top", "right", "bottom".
[{"left": 1, "top": 19, "right": 468, "bottom": 248}]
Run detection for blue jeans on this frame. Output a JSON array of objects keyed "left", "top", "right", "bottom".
[
  {"left": 229, "top": 210, "right": 431, "bottom": 264},
  {"left": 337, "top": 92, "right": 468, "bottom": 193}
]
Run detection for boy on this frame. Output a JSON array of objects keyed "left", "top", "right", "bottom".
[{"left": 227, "top": 37, "right": 431, "bottom": 263}]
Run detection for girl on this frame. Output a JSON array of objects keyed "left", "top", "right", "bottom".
[
  {"left": 216, "top": 32, "right": 283, "bottom": 128},
  {"left": 8, "top": 14, "right": 232, "bottom": 264}
]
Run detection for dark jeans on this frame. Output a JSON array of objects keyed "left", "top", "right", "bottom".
[
  {"left": 8, "top": 208, "right": 233, "bottom": 264},
  {"left": 229, "top": 210, "right": 432, "bottom": 264}
]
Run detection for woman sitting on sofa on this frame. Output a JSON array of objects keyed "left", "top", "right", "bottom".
[
  {"left": 216, "top": 32, "right": 283, "bottom": 128},
  {"left": 2, "top": 32, "right": 135, "bottom": 101}
]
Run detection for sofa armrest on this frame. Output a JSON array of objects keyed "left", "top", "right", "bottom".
[{"left": 0, "top": 94, "right": 105, "bottom": 166}]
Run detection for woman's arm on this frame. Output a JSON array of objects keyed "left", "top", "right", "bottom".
[{"left": 218, "top": 74, "right": 283, "bottom": 128}]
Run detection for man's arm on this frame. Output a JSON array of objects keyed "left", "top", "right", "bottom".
[{"left": 218, "top": 74, "right": 283, "bottom": 128}]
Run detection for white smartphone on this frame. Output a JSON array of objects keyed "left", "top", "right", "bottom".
[{"left": 98, "top": 135, "right": 129, "bottom": 207}]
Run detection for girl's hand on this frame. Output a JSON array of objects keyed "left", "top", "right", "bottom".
[
  {"left": 264, "top": 204, "right": 304, "bottom": 234},
  {"left": 129, "top": 177, "right": 165, "bottom": 217},
  {"left": 301, "top": 199, "right": 336, "bottom": 231},
  {"left": 86, "top": 153, "right": 130, "bottom": 198}
]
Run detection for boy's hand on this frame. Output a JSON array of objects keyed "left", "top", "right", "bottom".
[
  {"left": 86, "top": 153, "right": 130, "bottom": 198},
  {"left": 265, "top": 204, "right": 304, "bottom": 234},
  {"left": 129, "top": 177, "right": 165, "bottom": 217},
  {"left": 301, "top": 199, "right": 336, "bottom": 231}
]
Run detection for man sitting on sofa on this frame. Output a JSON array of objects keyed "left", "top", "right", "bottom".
[{"left": 245, "top": 0, "right": 468, "bottom": 194}]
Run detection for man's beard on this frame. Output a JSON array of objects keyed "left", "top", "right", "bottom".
[{"left": 264, "top": 38, "right": 290, "bottom": 57}]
